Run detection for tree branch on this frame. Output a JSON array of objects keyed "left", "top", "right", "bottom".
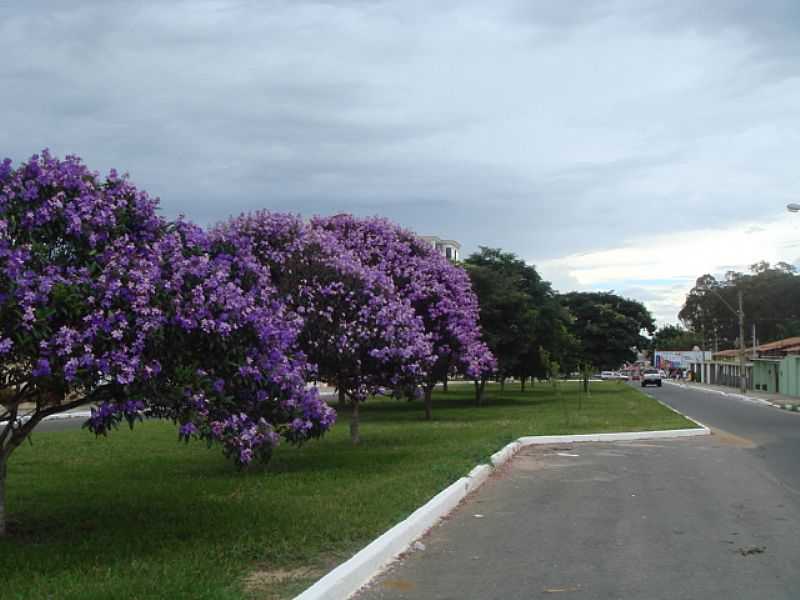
[
  {"left": 2, "top": 392, "right": 90, "bottom": 456},
  {"left": 34, "top": 396, "right": 89, "bottom": 421},
  {"left": 0, "top": 403, "right": 19, "bottom": 450},
  {"left": 5, "top": 395, "right": 88, "bottom": 456}
]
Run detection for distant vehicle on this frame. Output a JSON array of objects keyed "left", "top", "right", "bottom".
[
  {"left": 601, "top": 371, "right": 627, "bottom": 381},
  {"left": 641, "top": 369, "right": 662, "bottom": 387}
]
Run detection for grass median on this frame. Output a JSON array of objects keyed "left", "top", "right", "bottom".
[{"left": 1, "top": 381, "right": 693, "bottom": 599}]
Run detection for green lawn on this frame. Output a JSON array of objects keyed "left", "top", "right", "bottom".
[{"left": 0, "top": 382, "right": 693, "bottom": 599}]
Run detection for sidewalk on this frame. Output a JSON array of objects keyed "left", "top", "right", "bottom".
[{"left": 665, "top": 380, "right": 800, "bottom": 412}]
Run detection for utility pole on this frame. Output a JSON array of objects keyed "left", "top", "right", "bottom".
[
  {"left": 706, "top": 285, "right": 747, "bottom": 392},
  {"left": 738, "top": 289, "right": 746, "bottom": 394}
]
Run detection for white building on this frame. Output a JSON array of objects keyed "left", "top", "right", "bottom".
[{"left": 420, "top": 235, "right": 461, "bottom": 262}]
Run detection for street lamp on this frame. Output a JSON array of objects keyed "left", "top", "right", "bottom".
[{"left": 788, "top": 203, "right": 800, "bottom": 213}]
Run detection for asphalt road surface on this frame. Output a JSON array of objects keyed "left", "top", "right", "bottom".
[
  {"left": 356, "top": 383, "right": 800, "bottom": 600},
  {"left": 646, "top": 381, "right": 800, "bottom": 496}
]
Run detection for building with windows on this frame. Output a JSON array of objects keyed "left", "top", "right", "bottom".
[{"left": 420, "top": 235, "right": 461, "bottom": 262}]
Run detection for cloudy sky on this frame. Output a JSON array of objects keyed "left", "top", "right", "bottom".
[{"left": 2, "top": 1, "right": 799, "bottom": 325}]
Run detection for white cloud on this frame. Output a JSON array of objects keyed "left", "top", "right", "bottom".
[{"left": 539, "top": 217, "right": 800, "bottom": 325}]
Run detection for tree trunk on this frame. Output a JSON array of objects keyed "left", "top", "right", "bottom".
[
  {"left": 350, "top": 400, "right": 360, "bottom": 445},
  {"left": 481, "top": 377, "right": 488, "bottom": 405},
  {"left": 424, "top": 386, "right": 433, "bottom": 420},
  {"left": 583, "top": 376, "right": 588, "bottom": 394},
  {"left": 520, "top": 377, "right": 526, "bottom": 392},
  {"left": 499, "top": 378, "right": 505, "bottom": 393},
  {"left": 0, "top": 453, "right": 6, "bottom": 537},
  {"left": 475, "top": 377, "right": 487, "bottom": 406},
  {"left": 442, "top": 377, "right": 448, "bottom": 392},
  {"left": 338, "top": 387, "right": 347, "bottom": 410}
]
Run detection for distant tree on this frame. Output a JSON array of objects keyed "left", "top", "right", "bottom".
[
  {"left": 560, "top": 292, "right": 655, "bottom": 370},
  {"left": 650, "top": 324, "right": 703, "bottom": 351},
  {"left": 463, "top": 255, "right": 535, "bottom": 388},
  {"left": 464, "top": 248, "right": 572, "bottom": 391},
  {"left": 679, "top": 262, "right": 800, "bottom": 349},
  {"left": 578, "top": 362, "right": 595, "bottom": 397}
]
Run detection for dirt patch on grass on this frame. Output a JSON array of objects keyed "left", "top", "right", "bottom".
[{"left": 243, "top": 566, "right": 325, "bottom": 599}]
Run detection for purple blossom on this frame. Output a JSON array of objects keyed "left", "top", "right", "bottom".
[
  {"left": 32, "top": 358, "right": 51, "bottom": 377},
  {"left": 1, "top": 151, "right": 335, "bottom": 467},
  {"left": 213, "top": 212, "right": 435, "bottom": 405},
  {"left": 312, "top": 214, "right": 495, "bottom": 386},
  {"left": 178, "top": 422, "right": 198, "bottom": 441}
]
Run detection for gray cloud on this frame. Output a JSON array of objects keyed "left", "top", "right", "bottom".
[{"left": 1, "top": 0, "right": 799, "bottom": 318}]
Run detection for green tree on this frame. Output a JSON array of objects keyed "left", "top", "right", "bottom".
[
  {"left": 679, "top": 262, "right": 800, "bottom": 349},
  {"left": 650, "top": 324, "right": 703, "bottom": 351},
  {"left": 560, "top": 291, "right": 655, "bottom": 370},
  {"left": 464, "top": 248, "right": 572, "bottom": 390}
]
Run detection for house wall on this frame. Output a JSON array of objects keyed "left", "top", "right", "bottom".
[
  {"left": 753, "top": 360, "right": 780, "bottom": 393},
  {"left": 779, "top": 356, "right": 800, "bottom": 398},
  {"left": 690, "top": 361, "right": 752, "bottom": 389}
]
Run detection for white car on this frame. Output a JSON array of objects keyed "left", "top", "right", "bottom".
[
  {"left": 641, "top": 369, "right": 662, "bottom": 387},
  {"left": 601, "top": 371, "right": 626, "bottom": 380}
]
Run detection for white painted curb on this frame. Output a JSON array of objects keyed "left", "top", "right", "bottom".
[
  {"left": 294, "top": 473, "right": 476, "bottom": 600},
  {"left": 294, "top": 424, "right": 709, "bottom": 600},
  {"left": 663, "top": 380, "right": 800, "bottom": 412},
  {"left": 517, "top": 427, "right": 709, "bottom": 446},
  {"left": 490, "top": 440, "right": 521, "bottom": 467}
]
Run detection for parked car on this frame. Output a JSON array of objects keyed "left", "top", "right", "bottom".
[
  {"left": 641, "top": 369, "right": 662, "bottom": 387},
  {"left": 601, "top": 371, "right": 628, "bottom": 381}
]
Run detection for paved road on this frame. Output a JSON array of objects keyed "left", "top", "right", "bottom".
[
  {"left": 356, "top": 384, "right": 800, "bottom": 600},
  {"left": 646, "top": 382, "right": 800, "bottom": 495}
]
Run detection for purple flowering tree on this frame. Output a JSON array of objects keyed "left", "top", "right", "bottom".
[
  {"left": 464, "top": 340, "right": 497, "bottom": 406},
  {"left": 0, "top": 151, "right": 168, "bottom": 536},
  {"left": 312, "top": 215, "right": 496, "bottom": 418},
  {"left": 213, "top": 212, "right": 432, "bottom": 443},
  {"left": 0, "top": 153, "right": 334, "bottom": 535},
  {"left": 95, "top": 220, "right": 336, "bottom": 463}
]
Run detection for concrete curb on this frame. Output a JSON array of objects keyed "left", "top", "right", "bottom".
[
  {"left": 664, "top": 380, "right": 800, "bottom": 413},
  {"left": 294, "top": 425, "right": 709, "bottom": 600},
  {"left": 517, "top": 427, "right": 709, "bottom": 446},
  {"left": 294, "top": 473, "right": 478, "bottom": 600}
]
